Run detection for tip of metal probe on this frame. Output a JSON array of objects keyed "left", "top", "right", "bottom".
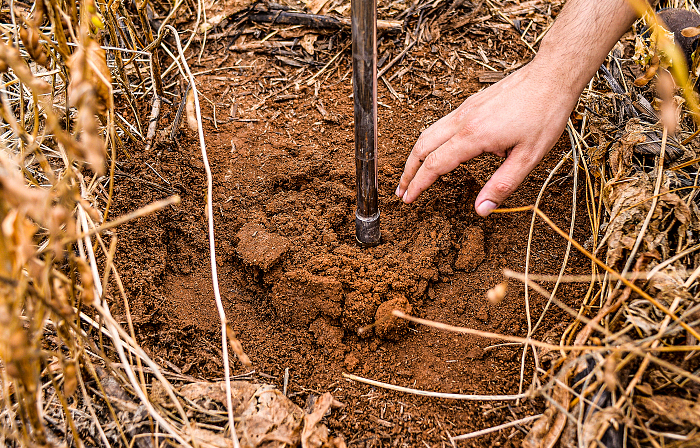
[{"left": 355, "top": 211, "right": 381, "bottom": 247}]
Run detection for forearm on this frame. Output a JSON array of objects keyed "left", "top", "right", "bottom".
[{"left": 532, "top": 0, "right": 641, "bottom": 103}]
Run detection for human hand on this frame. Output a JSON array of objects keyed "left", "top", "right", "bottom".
[{"left": 395, "top": 60, "right": 580, "bottom": 217}]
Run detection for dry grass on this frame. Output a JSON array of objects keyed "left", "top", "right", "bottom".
[
  {"left": 0, "top": 0, "right": 255, "bottom": 445},
  {"left": 0, "top": 0, "right": 205, "bottom": 445}
]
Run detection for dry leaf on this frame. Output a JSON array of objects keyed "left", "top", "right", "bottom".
[
  {"left": 179, "top": 381, "right": 338, "bottom": 448},
  {"left": 301, "top": 34, "right": 318, "bottom": 55},
  {"left": 580, "top": 407, "right": 623, "bottom": 448},
  {"left": 305, "top": 0, "right": 331, "bottom": 14},
  {"left": 302, "top": 392, "right": 332, "bottom": 448}
]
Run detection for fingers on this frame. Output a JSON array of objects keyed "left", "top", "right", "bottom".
[
  {"left": 396, "top": 112, "right": 460, "bottom": 198},
  {"left": 401, "top": 135, "right": 481, "bottom": 203},
  {"left": 474, "top": 146, "right": 543, "bottom": 217}
]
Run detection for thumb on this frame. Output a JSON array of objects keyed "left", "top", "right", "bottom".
[{"left": 474, "top": 148, "right": 542, "bottom": 217}]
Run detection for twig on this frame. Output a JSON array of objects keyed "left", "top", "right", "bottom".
[
  {"left": 68, "top": 195, "right": 180, "bottom": 243},
  {"left": 377, "top": 39, "right": 417, "bottom": 79},
  {"left": 166, "top": 25, "right": 241, "bottom": 448},
  {"left": 451, "top": 414, "right": 542, "bottom": 441},
  {"left": 248, "top": 10, "right": 402, "bottom": 32},
  {"left": 305, "top": 42, "right": 350, "bottom": 86},
  {"left": 143, "top": 95, "right": 161, "bottom": 152},
  {"left": 343, "top": 373, "right": 529, "bottom": 401}
]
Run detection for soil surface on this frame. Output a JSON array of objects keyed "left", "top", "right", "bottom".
[{"left": 110, "top": 29, "right": 592, "bottom": 447}]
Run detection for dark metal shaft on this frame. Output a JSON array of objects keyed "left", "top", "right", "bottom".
[{"left": 352, "top": 0, "right": 380, "bottom": 246}]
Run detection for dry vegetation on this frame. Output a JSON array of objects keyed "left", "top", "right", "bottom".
[
  {"left": 0, "top": 0, "right": 340, "bottom": 446},
  {"left": 1, "top": 0, "right": 700, "bottom": 446}
]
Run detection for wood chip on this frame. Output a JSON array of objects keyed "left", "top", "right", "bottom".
[{"left": 477, "top": 71, "right": 505, "bottom": 83}]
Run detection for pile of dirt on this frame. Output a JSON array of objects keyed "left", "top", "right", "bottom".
[{"left": 110, "top": 45, "right": 590, "bottom": 448}]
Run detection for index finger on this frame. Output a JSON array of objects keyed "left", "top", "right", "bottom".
[
  {"left": 396, "top": 112, "right": 459, "bottom": 197},
  {"left": 401, "top": 131, "right": 483, "bottom": 203}
]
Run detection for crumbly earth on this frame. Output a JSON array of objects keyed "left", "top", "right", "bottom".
[{"left": 110, "top": 41, "right": 592, "bottom": 446}]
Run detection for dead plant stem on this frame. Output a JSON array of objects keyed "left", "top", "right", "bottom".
[
  {"left": 165, "top": 24, "right": 241, "bottom": 448},
  {"left": 343, "top": 373, "right": 529, "bottom": 401}
]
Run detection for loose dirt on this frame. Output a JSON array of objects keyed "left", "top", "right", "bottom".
[{"left": 110, "top": 42, "right": 591, "bottom": 446}]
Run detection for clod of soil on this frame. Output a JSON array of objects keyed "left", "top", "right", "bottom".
[
  {"left": 310, "top": 317, "right": 345, "bottom": 350},
  {"left": 271, "top": 270, "right": 344, "bottom": 327},
  {"left": 236, "top": 222, "right": 290, "bottom": 270},
  {"left": 373, "top": 294, "right": 413, "bottom": 340},
  {"left": 455, "top": 226, "right": 485, "bottom": 272}
]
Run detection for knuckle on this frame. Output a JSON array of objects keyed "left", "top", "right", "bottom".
[
  {"left": 413, "top": 134, "right": 430, "bottom": 159},
  {"left": 454, "top": 116, "right": 482, "bottom": 140},
  {"left": 491, "top": 178, "right": 516, "bottom": 197},
  {"left": 512, "top": 146, "right": 541, "bottom": 167},
  {"left": 423, "top": 152, "right": 442, "bottom": 173}
]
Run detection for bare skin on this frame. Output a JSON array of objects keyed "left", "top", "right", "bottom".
[{"left": 396, "top": 0, "right": 641, "bottom": 216}]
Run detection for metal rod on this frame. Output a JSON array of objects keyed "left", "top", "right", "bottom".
[{"left": 352, "top": 0, "right": 380, "bottom": 246}]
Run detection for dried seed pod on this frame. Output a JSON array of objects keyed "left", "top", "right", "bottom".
[
  {"left": 19, "top": 24, "right": 50, "bottom": 69},
  {"left": 63, "top": 361, "right": 77, "bottom": 397},
  {"left": 65, "top": 40, "right": 110, "bottom": 172},
  {"left": 30, "top": 0, "right": 46, "bottom": 27},
  {"left": 226, "top": 325, "right": 252, "bottom": 367},
  {"left": 0, "top": 41, "right": 50, "bottom": 93},
  {"left": 76, "top": 258, "right": 96, "bottom": 306},
  {"left": 6, "top": 328, "right": 30, "bottom": 379},
  {"left": 67, "top": 40, "right": 111, "bottom": 114},
  {"left": 51, "top": 277, "right": 74, "bottom": 318},
  {"left": 681, "top": 26, "right": 700, "bottom": 38}
]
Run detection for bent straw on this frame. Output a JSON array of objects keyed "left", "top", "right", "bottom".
[
  {"left": 343, "top": 373, "right": 529, "bottom": 401},
  {"left": 451, "top": 414, "right": 543, "bottom": 441},
  {"left": 166, "top": 25, "right": 241, "bottom": 448}
]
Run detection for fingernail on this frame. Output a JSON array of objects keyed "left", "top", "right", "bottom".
[
  {"left": 476, "top": 200, "right": 497, "bottom": 217},
  {"left": 395, "top": 185, "right": 401, "bottom": 197},
  {"left": 402, "top": 191, "right": 408, "bottom": 203}
]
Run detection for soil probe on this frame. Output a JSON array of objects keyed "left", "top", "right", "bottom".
[{"left": 352, "top": 0, "right": 381, "bottom": 246}]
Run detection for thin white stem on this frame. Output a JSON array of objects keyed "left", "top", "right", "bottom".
[
  {"left": 521, "top": 140, "right": 576, "bottom": 396},
  {"left": 451, "top": 414, "right": 542, "bottom": 441},
  {"left": 165, "top": 25, "right": 240, "bottom": 448},
  {"left": 343, "top": 373, "right": 529, "bottom": 401}
]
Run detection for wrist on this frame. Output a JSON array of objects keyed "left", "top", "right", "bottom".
[{"left": 520, "top": 54, "right": 586, "bottom": 109}]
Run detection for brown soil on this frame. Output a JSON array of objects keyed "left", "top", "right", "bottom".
[{"left": 110, "top": 38, "right": 591, "bottom": 446}]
